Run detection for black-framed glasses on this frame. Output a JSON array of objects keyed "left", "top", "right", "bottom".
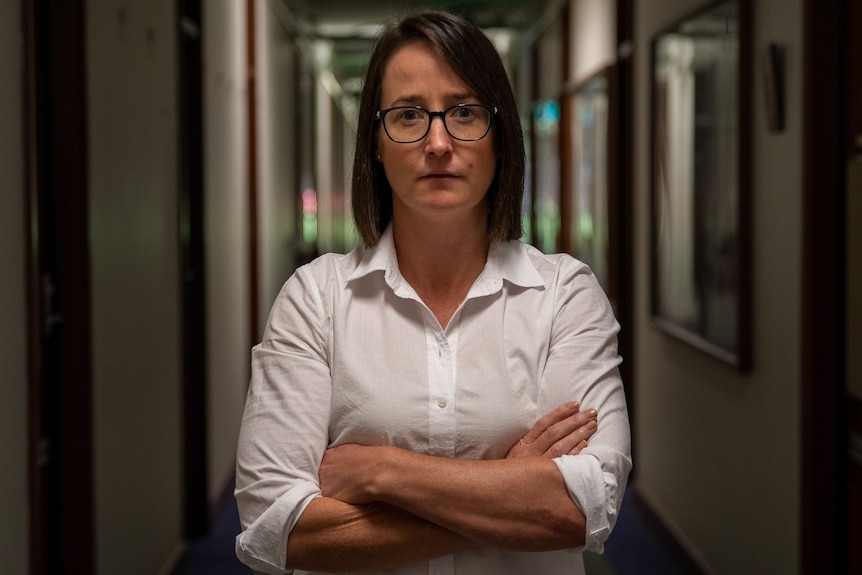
[{"left": 376, "top": 104, "right": 497, "bottom": 143}]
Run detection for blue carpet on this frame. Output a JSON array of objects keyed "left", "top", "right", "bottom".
[
  {"left": 603, "top": 487, "right": 697, "bottom": 575},
  {"left": 169, "top": 488, "right": 251, "bottom": 575}
]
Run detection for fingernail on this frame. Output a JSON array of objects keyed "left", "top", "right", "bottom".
[{"left": 587, "top": 409, "right": 597, "bottom": 418}]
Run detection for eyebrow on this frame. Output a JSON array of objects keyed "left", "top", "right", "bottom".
[{"left": 387, "top": 92, "right": 478, "bottom": 107}]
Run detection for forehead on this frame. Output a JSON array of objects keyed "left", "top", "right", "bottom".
[{"left": 379, "top": 41, "right": 474, "bottom": 105}]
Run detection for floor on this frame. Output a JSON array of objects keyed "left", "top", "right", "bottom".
[{"left": 169, "top": 483, "right": 697, "bottom": 575}]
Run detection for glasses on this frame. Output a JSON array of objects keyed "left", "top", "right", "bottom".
[{"left": 376, "top": 104, "right": 497, "bottom": 143}]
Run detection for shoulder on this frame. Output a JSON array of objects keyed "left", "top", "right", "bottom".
[
  {"left": 291, "top": 246, "right": 365, "bottom": 285},
  {"left": 269, "top": 247, "right": 364, "bottom": 313},
  {"left": 514, "top": 244, "right": 615, "bottom": 321},
  {"left": 514, "top": 242, "right": 593, "bottom": 285}
]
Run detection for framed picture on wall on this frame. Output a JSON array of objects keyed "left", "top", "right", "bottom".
[{"left": 650, "top": 0, "right": 751, "bottom": 370}]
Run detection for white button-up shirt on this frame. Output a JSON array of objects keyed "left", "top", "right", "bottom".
[{"left": 235, "top": 225, "right": 632, "bottom": 575}]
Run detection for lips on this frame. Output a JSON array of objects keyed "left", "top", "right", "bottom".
[{"left": 421, "top": 171, "right": 458, "bottom": 179}]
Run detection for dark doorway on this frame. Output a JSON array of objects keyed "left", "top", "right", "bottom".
[
  {"left": 801, "top": 0, "right": 858, "bottom": 573},
  {"left": 23, "top": 0, "right": 95, "bottom": 573},
  {"left": 178, "top": 0, "right": 210, "bottom": 538},
  {"left": 843, "top": 1, "right": 862, "bottom": 573}
]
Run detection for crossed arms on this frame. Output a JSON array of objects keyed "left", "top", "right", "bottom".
[{"left": 285, "top": 402, "right": 599, "bottom": 572}]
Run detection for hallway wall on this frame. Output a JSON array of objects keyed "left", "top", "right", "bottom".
[
  {"left": 87, "top": 1, "right": 183, "bottom": 573},
  {"left": 0, "top": 1, "right": 29, "bottom": 573},
  {"left": 202, "top": 0, "right": 252, "bottom": 507},
  {"left": 256, "top": 0, "right": 300, "bottom": 335},
  {"left": 569, "top": 0, "right": 616, "bottom": 83},
  {"left": 633, "top": 0, "right": 802, "bottom": 573}
]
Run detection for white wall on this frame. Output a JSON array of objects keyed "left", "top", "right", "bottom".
[
  {"left": 202, "top": 0, "right": 252, "bottom": 503},
  {"left": 633, "top": 0, "right": 802, "bottom": 573},
  {"left": 0, "top": 1, "right": 29, "bottom": 573},
  {"left": 87, "top": 1, "right": 184, "bottom": 573},
  {"left": 258, "top": 0, "right": 299, "bottom": 313},
  {"left": 569, "top": 0, "right": 616, "bottom": 84}
]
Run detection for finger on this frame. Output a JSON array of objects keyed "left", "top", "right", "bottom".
[
  {"left": 546, "top": 416, "right": 597, "bottom": 457},
  {"left": 567, "top": 439, "right": 589, "bottom": 456},
  {"left": 519, "top": 401, "right": 581, "bottom": 446},
  {"left": 530, "top": 407, "right": 597, "bottom": 456}
]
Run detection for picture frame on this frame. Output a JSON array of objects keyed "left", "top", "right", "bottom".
[{"left": 650, "top": 0, "right": 751, "bottom": 370}]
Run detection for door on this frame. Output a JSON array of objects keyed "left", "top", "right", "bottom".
[
  {"left": 178, "top": 0, "right": 210, "bottom": 538},
  {"left": 24, "top": 0, "right": 94, "bottom": 572},
  {"left": 847, "top": 154, "right": 862, "bottom": 575},
  {"left": 801, "top": 1, "right": 855, "bottom": 573},
  {"left": 845, "top": 2, "right": 862, "bottom": 571}
]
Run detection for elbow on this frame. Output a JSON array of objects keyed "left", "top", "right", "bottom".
[
  {"left": 501, "top": 504, "right": 585, "bottom": 552},
  {"left": 544, "top": 505, "right": 587, "bottom": 550}
]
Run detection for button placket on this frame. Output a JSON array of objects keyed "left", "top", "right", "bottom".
[{"left": 426, "top": 319, "right": 456, "bottom": 459}]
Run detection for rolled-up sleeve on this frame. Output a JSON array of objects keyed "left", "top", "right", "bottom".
[
  {"left": 234, "top": 268, "right": 332, "bottom": 574},
  {"left": 541, "top": 260, "right": 632, "bottom": 553},
  {"left": 554, "top": 445, "right": 629, "bottom": 552}
]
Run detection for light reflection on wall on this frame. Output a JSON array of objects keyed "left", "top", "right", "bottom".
[
  {"left": 533, "top": 99, "right": 561, "bottom": 254},
  {"left": 302, "top": 187, "right": 318, "bottom": 245}
]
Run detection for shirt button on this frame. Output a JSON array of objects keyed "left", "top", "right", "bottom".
[{"left": 437, "top": 398, "right": 448, "bottom": 408}]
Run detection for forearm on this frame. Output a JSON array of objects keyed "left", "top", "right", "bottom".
[
  {"left": 286, "top": 496, "right": 475, "bottom": 572},
  {"left": 367, "top": 448, "right": 586, "bottom": 551}
]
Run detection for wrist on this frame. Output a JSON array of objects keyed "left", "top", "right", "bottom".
[{"left": 365, "top": 445, "right": 403, "bottom": 503}]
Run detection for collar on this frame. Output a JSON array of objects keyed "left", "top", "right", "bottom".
[{"left": 346, "top": 224, "right": 546, "bottom": 298}]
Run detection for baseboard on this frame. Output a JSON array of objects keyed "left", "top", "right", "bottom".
[
  {"left": 631, "top": 482, "right": 715, "bottom": 575},
  {"left": 157, "top": 541, "right": 189, "bottom": 575}
]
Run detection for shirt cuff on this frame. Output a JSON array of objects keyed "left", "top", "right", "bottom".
[
  {"left": 235, "top": 480, "right": 321, "bottom": 574},
  {"left": 553, "top": 451, "right": 624, "bottom": 554}
]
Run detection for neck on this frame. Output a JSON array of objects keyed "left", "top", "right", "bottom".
[
  {"left": 394, "top": 216, "right": 489, "bottom": 280},
  {"left": 392, "top": 216, "right": 490, "bottom": 328}
]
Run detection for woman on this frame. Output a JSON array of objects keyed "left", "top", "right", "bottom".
[{"left": 235, "top": 10, "right": 631, "bottom": 575}]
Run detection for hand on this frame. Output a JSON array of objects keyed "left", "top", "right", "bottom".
[
  {"left": 506, "top": 402, "right": 597, "bottom": 459},
  {"left": 318, "top": 443, "right": 383, "bottom": 504}
]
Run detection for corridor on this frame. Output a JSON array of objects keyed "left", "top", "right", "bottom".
[{"left": 2, "top": 0, "right": 858, "bottom": 574}]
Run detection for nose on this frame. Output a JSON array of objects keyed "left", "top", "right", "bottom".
[{"left": 424, "top": 115, "right": 453, "bottom": 155}]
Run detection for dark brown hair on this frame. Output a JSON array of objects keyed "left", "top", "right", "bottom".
[{"left": 351, "top": 10, "right": 525, "bottom": 246}]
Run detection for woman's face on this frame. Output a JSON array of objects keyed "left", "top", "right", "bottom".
[{"left": 377, "top": 41, "right": 497, "bottom": 227}]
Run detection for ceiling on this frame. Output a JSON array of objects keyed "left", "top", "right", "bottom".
[
  {"left": 277, "top": 0, "right": 549, "bottom": 96},
  {"left": 286, "top": 0, "right": 544, "bottom": 34}
]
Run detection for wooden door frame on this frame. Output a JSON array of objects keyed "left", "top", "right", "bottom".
[{"left": 801, "top": 0, "right": 849, "bottom": 573}]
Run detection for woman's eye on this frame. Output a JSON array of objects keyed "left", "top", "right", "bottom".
[
  {"left": 397, "top": 109, "right": 422, "bottom": 122},
  {"left": 451, "top": 106, "right": 476, "bottom": 120}
]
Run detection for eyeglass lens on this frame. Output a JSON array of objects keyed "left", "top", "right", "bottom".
[{"left": 382, "top": 105, "right": 492, "bottom": 143}]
